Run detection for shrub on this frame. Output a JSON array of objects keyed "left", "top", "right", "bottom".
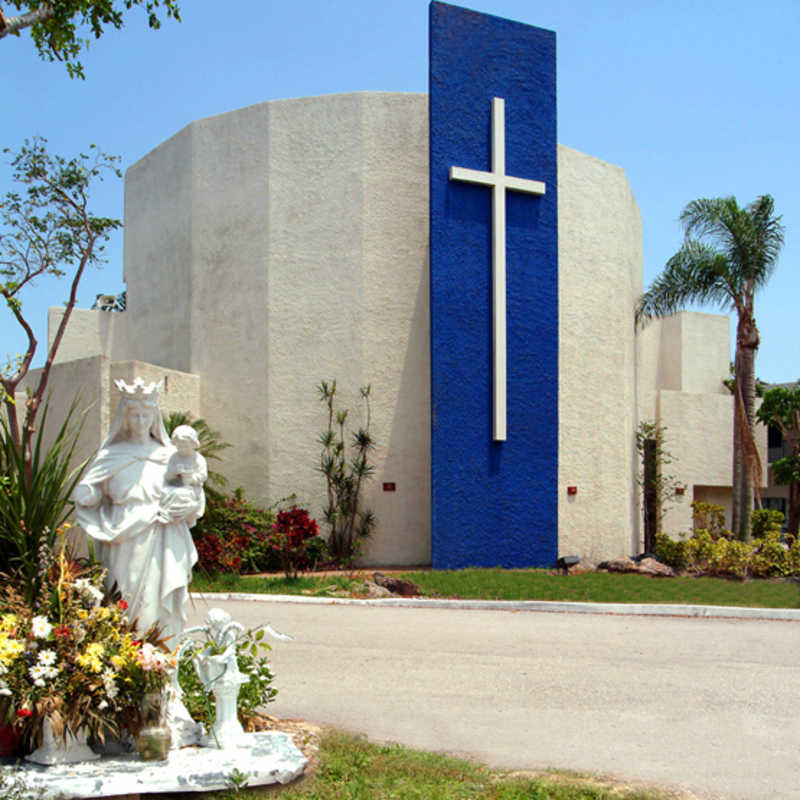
[
  {"left": 685, "top": 529, "right": 715, "bottom": 571},
  {"left": 657, "top": 507, "right": 794, "bottom": 578},
  {"left": 706, "top": 537, "right": 751, "bottom": 578},
  {"left": 654, "top": 532, "right": 689, "bottom": 570},
  {"left": 317, "top": 380, "right": 376, "bottom": 565},
  {"left": 177, "top": 622, "right": 277, "bottom": 733},
  {"left": 749, "top": 530, "right": 790, "bottom": 577},
  {"left": 191, "top": 489, "right": 278, "bottom": 575},
  {"left": 691, "top": 501, "right": 729, "bottom": 540},
  {"left": 0, "top": 399, "right": 89, "bottom": 604},
  {"left": 270, "top": 506, "right": 320, "bottom": 579},
  {"left": 751, "top": 508, "right": 784, "bottom": 540}
]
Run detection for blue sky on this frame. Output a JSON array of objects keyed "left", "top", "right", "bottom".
[{"left": 2, "top": 0, "right": 798, "bottom": 381}]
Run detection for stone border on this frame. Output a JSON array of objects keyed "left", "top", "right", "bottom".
[{"left": 190, "top": 593, "right": 800, "bottom": 621}]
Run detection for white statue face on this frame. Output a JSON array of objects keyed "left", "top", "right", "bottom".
[
  {"left": 124, "top": 402, "right": 154, "bottom": 441},
  {"left": 174, "top": 438, "right": 195, "bottom": 456}
]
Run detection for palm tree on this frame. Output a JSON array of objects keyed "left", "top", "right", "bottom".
[{"left": 636, "top": 195, "right": 784, "bottom": 541}]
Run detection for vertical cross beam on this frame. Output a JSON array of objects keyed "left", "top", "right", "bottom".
[{"left": 449, "top": 97, "right": 546, "bottom": 441}]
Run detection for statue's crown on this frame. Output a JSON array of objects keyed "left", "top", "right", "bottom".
[{"left": 114, "top": 377, "right": 161, "bottom": 405}]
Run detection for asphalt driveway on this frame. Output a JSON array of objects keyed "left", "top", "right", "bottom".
[{"left": 187, "top": 597, "right": 800, "bottom": 800}]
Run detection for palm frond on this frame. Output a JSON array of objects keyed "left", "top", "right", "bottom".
[
  {"left": 637, "top": 193, "right": 784, "bottom": 327},
  {"left": 635, "top": 242, "right": 731, "bottom": 325}
]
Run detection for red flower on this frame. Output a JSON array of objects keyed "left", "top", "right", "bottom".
[
  {"left": 16, "top": 708, "right": 33, "bottom": 719},
  {"left": 118, "top": 600, "right": 129, "bottom": 610},
  {"left": 132, "top": 640, "right": 142, "bottom": 647},
  {"left": 54, "top": 625, "right": 70, "bottom": 637}
]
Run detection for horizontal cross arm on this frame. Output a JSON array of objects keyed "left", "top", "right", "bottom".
[
  {"left": 504, "top": 175, "right": 546, "bottom": 195},
  {"left": 449, "top": 166, "right": 496, "bottom": 186}
]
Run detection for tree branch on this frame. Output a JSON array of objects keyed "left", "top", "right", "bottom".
[
  {"left": 0, "top": 3, "right": 52, "bottom": 40},
  {"left": 1, "top": 286, "right": 38, "bottom": 387},
  {"left": 25, "top": 237, "right": 94, "bottom": 434}
]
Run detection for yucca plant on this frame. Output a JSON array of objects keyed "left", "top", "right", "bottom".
[
  {"left": 162, "top": 411, "right": 231, "bottom": 502},
  {"left": 317, "top": 380, "right": 376, "bottom": 565},
  {"left": 0, "top": 398, "right": 89, "bottom": 604}
]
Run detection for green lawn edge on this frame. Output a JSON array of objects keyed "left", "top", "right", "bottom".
[
  {"left": 191, "top": 568, "right": 800, "bottom": 609},
  {"left": 148, "top": 728, "right": 686, "bottom": 800}
]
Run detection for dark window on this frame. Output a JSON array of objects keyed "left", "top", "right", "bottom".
[
  {"left": 768, "top": 425, "right": 783, "bottom": 449},
  {"left": 762, "top": 496, "right": 787, "bottom": 518}
]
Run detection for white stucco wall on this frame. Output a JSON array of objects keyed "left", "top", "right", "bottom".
[
  {"left": 557, "top": 145, "right": 642, "bottom": 562},
  {"left": 123, "top": 126, "right": 194, "bottom": 373},
  {"left": 16, "top": 357, "right": 201, "bottom": 458},
  {"left": 120, "top": 92, "right": 431, "bottom": 565},
  {"left": 48, "top": 308, "right": 131, "bottom": 365},
  {"left": 16, "top": 356, "right": 110, "bottom": 467},
  {"left": 636, "top": 311, "right": 767, "bottom": 536}
]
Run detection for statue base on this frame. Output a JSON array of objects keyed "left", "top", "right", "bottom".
[{"left": 8, "top": 731, "right": 306, "bottom": 798}]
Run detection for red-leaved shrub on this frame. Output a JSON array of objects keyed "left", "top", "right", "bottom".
[{"left": 270, "top": 506, "right": 320, "bottom": 578}]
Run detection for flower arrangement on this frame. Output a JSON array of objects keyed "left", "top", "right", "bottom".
[{"left": 0, "top": 532, "right": 171, "bottom": 752}]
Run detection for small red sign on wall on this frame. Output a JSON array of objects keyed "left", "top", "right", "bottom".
[
  {"left": 383, "top": 482, "right": 396, "bottom": 492},
  {"left": 567, "top": 486, "right": 578, "bottom": 495}
]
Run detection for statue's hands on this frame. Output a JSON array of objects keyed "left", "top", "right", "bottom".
[
  {"left": 159, "top": 488, "right": 199, "bottom": 522},
  {"left": 73, "top": 483, "right": 101, "bottom": 508}
]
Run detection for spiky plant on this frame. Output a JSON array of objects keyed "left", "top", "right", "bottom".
[
  {"left": 0, "top": 397, "right": 89, "bottom": 604},
  {"left": 317, "top": 381, "right": 376, "bottom": 565}
]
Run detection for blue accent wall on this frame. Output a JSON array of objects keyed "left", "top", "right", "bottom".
[{"left": 429, "top": 1, "right": 558, "bottom": 569}]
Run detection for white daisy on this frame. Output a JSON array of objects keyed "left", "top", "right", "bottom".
[
  {"left": 74, "top": 579, "right": 104, "bottom": 606},
  {"left": 31, "top": 616, "right": 52, "bottom": 639},
  {"left": 37, "top": 649, "right": 57, "bottom": 667}
]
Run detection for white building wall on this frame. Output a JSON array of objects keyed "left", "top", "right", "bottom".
[
  {"left": 47, "top": 307, "right": 131, "bottom": 365},
  {"left": 119, "top": 92, "right": 431, "bottom": 565},
  {"left": 123, "top": 126, "right": 194, "bottom": 373},
  {"left": 557, "top": 145, "right": 642, "bottom": 562},
  {"left": 636, "top": 310, "right": 767, "bottom": 536}
]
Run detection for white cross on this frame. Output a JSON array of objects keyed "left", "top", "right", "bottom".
[{"left": 449, "top": 96, "right": 546, "bottom": 442}]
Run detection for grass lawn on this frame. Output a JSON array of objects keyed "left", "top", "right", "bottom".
[
  {"left": 147, "top": 729, "right": 682, "bottom": 800},
  {"left": 191, "top": 568, "right": 800, "bottom": 609}
]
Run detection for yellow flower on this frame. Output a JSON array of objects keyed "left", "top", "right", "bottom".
[
  {"left": 0, "top": 615, "right": 18, "bottom": 634},
  {"left": 77, "top": 609, "right": 88, "bottom": 620},
  {"left": 0, "top": 633, "right": 24, "bottom": 667},
  {"left": 110, "top": 655, "right": 125, "bottom": 670},
  {"left": 91, "top": 606, "right": 111, "bottom": 621},
  {"left": 76, "top": 642, "right": 105, "bottom": 673}
]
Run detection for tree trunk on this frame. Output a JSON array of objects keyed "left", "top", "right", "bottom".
[
  {"left": 787, "top": 481, "right": 800, "bottom": 537},
  {"left": 731, "top": 313, "right": 760, "bottom": 542}
]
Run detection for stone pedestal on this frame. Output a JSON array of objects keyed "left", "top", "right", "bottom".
[{"left": 9, "top": 731, "right": 306, "bottom": 798}]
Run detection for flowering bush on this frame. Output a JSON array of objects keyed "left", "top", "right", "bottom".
[
  {"left": 270, "top": 506, "right": 320, "bottom": 578},
  {"left": 0, "top": 539, "right": 170, "bottom": 751},
  {"left": 191, "top": 489, "right": 279, "bottom": 574}
]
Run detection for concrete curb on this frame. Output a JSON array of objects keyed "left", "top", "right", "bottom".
[{"left": 190, "top": 592, "right": 800, "bottom": 621}]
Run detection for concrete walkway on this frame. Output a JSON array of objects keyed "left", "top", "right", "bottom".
[{"left": 187, "top": 595, "right": 800, "bottom": 800}]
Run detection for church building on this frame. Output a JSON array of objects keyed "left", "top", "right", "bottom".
[{"left": 26, "top": 2, "right": 765, "bottom": 567}]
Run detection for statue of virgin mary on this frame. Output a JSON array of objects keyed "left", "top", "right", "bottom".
[{"left": 74, "top": 378, "right": 201, "bottom": 642}]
